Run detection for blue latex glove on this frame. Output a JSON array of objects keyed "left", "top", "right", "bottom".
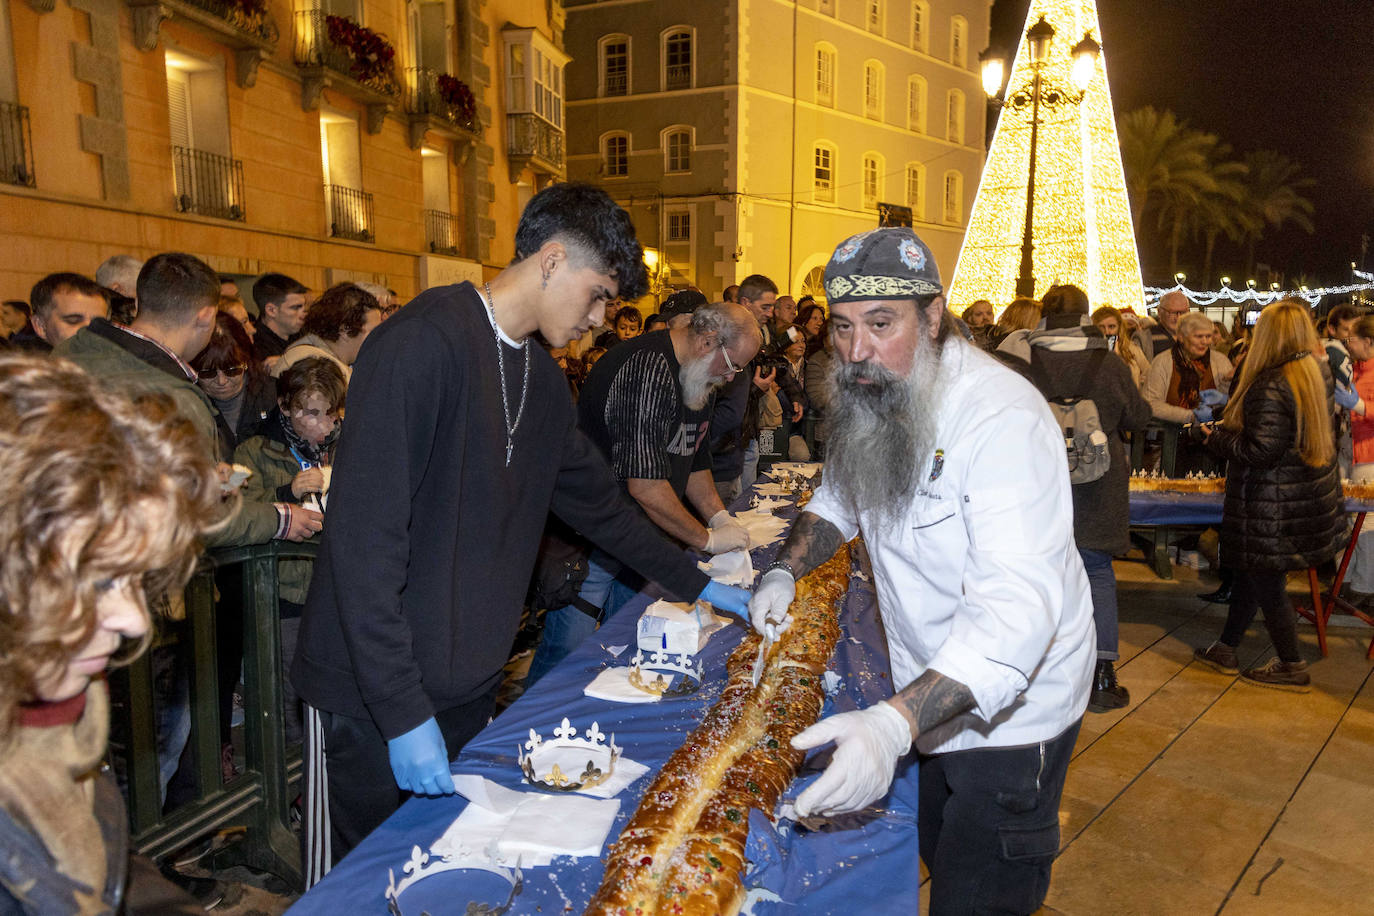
[
  {"left": 1199, "top": 388, "right": 1228, "bottom": 408},
  {"left": 1192, "top": 406, "right": 1214, "bottom": 424},
  {"left": 701, "top": 580, "right": 752, "bottom": 617},
  {"left": 1335, "top": 384, "right": 1360, "bottom": 410},
  {"left": 387, "top": 717, "right": 455, "bottom": 796}
]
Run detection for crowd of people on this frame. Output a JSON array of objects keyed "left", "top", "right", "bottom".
[{"left": 0, "top": 186, "right": 1358, "bottom": 915}]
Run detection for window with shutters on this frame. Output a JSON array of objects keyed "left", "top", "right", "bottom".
[
  {"left": 164, "top": 49, "right": 238, "bottom": 219},
  {"left": 320, "top": 109, "right": 370, "bottom": 239},
  {"left": 946, "top": 89, "right": 964, "bottom": 144},
  {"left": 603, "top": 132, "right": 629, "bottom": 178},
  {"left": 815, "top": 44, "right": 836, "bottom": 108},
  {"left": 813, "top": 143, "right": 835, "bottom": 203},
  {"left": 663, "top": 127, "right": 691, "bottom": 174},
  {"left": 943, "top": 170, "right": 963, "bottom": 223},
  {"left": 862, "top": 154, "right": 882, "bottom": 210},
  {"left": 951, "top": 16, "right": 968, "bottom": 68},
  {"left": 905, "top": 162, "right": 925, "bottom": 217},
  {"left": 600, "top": 34, "right": 629, "bottom": 97},
  {"left": 864, "top": 61, "right": 883, "bottom": 121},
  {"left": 663, "top": 28, "right": 693, "bottom": 91},
  {"left": 906, "top": 75, "right": 926, "bottom": 133},
  {"left": 911, "top": 1, "right": 929, "bottom": 52}
]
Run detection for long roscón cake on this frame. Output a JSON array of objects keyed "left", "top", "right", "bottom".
[{"left": 584, "top": 543, "right": 852, "bottom": 916}]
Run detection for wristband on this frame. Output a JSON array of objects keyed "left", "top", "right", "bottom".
[{"left": 765, "top": 559, "right": 797, "bottom": 580}]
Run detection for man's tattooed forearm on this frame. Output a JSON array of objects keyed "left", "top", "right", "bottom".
[
  {"left": 892, "top": 670, "right": 976, "bottom": 737},
  {"left": 776, "top": 512, "right": 844, "bottom": 579}
]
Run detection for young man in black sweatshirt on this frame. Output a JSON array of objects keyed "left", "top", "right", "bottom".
[{"left": 290, "top": 184, "right": 751, "bottom": 881}]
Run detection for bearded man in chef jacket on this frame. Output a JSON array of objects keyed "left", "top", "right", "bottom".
[{"left": 749, "top": 227, "right": 1095, "bottom": 915}]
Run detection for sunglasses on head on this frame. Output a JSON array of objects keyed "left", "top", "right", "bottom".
[{"left": 197, "top": 364, "right": 247, "bottom": 380}]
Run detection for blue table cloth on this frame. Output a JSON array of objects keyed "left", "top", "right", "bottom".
[
  {"left": 288, "top": 489, "right": 921, "bottom": 915},
  {"left": 1130, "top": 489, "right": 1374, "bottom": 527}
]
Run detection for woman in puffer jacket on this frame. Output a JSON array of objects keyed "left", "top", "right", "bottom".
[{"left": 1193, "top": 300, "right": 1344, "bottom": 691}]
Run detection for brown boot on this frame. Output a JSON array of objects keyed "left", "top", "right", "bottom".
[
  {"left": 1193, "top": 641, "right": 1239, "bottom": 675},
  {"left": 1241, "top": 657, "right": 1311, "bottom": 693}
]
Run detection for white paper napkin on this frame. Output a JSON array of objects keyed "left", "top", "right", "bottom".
[
  {"left": 583, "top": 666, "right": 660, "bottom": 704},
  {"left": 698, "top": 548, "right": 755, "bottom": 586},
  {"left": 432, "top": 775, "right": 621, "bottom": 868}
]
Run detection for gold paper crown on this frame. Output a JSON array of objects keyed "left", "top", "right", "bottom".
[{"left": 517, "top": 717, "right": 621, "bottom": 792}]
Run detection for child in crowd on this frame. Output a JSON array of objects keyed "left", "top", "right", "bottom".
[
  {"left": 0, "top": 354, "right": 222, "bottom": 913},
  {"left": 232, "top": 356, "right": 345, "bottom": 744}
]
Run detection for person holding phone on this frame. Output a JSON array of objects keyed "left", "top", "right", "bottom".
[{"left": 1092, "top": 306, "right": 1150, "bottom": 388}]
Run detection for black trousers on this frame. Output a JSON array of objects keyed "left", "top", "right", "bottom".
[
  {"left": 304, "top": 688, "right": 497, "bottom": 882},
  {"left": 1219, "top": 567, "right": 1301, "bottom": 661},
  {"left": 918, "top": 720, "right": 1081, "bottom": 916}
]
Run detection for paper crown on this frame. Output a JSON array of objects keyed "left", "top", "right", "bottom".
[
  {"left": 384, "top": 842, "right": 523, "bottom": 916},
  {"left": 517, "top": 717, "right": 621, "bottom": 792},
  {"left": 629, "top": 649, "right": 705, "bottom": 698}
]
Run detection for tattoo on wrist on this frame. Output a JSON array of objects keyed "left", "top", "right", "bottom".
[
  {"left": 893, "top": 671, "right": 976, "bottom": 737},
  {"left": 777, "top": 512, "right": 843, "bottom": 579}
]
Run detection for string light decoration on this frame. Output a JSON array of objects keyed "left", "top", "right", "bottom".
[
  {"left": 1143, "top": 282, "right": 1374, "bottom": 309},
  {"left": 948, "top": 0, "right": 1142, "bottom": 313}
]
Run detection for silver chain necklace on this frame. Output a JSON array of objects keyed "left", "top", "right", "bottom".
[{"left": 482, "top": 282, "right": 530, "bottom": 466}]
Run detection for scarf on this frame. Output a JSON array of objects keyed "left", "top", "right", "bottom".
[
  {"left": 999, "top": 316, "right": 1105, "bottom": 364},
  {"left": 1169, "top": 342, "right": 1213, "bottom": 410},
  {"left": 274, "top": 406, "right": 338, "bottom": 467}
]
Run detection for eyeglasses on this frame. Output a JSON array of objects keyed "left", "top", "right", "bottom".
[
  {"left": 197, "top": 365, "right": 246, "bottom": 380},
  {"left": 718, "top": 344, "right": 742, "bottom": 375}
]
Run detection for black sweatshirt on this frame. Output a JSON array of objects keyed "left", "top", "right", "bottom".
[{"left": 290, "top": 283, "right": 709, "bottom": 739}]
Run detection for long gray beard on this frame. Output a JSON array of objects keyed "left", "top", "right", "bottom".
[
  {"left": 680, "top": 353, "right": 723, "bottom": 410},
  {"left": 823, "top": 336, "right": 944, "bottom": 526}
]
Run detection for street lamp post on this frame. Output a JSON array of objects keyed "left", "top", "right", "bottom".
[{"left": 981, "top": 17, "right": 1101, "bottom": 299}]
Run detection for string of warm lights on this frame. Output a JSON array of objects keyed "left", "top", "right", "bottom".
[{"left": 1143, "top": 282, "right": 1374, "bottom": 309}]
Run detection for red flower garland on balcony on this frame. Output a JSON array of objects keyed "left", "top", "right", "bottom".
[
  {"left": 325, "top": 14, "right": 397, "bottom": 87},
  {"left": 435, "top": 73, "right": 477, "bottom": 126}
]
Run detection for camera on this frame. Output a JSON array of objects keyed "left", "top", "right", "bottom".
[{"left": 756, "top": 354, "right": 790, "bottom": 374}]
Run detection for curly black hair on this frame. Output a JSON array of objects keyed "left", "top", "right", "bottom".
[
  {"left": 301, "top": 283, "right": 381, "bottom": 342},
  {"left": 513, "top": 184, "right": 648, "bottom": 301}
]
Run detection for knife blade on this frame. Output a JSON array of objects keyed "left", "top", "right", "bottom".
[{"left": 751, "top": 632, "right": 773, "bottom": 687}]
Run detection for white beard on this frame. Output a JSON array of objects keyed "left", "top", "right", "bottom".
[
  {"left": 823, "top": 333, "right": 945, "bottom": 526},
  {"left": 680, "top": 353, "right": 725, "bottom": 410}
]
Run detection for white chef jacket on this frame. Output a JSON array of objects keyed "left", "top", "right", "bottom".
[{"left": 806, "top": 338, "right": 1096, "bottom": 755}]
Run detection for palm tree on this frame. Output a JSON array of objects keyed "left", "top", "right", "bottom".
[
  {"left": 1186, "top": 146, "right": 1254, "bottom": 287},
  {"left": 1239, "top": 150, "right": 1316, "bottom": 278}
]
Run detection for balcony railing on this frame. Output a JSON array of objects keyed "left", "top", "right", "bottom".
[
  {"left": 173, "top": 146, "right": 245, "bottom": 221},
  {"left": 424, "top": 209, "right": 458, "bottom": 255},
  {"left": 126, "top": 0, "right": 277, "bottom": 87},
  {"left": 665, "top": 64, "right": 691, "bottom": 91},
  {"left": 325, "top": 183, "right": 374, "bottom": 243},
  {"left": 180, "top": 0, "right": 275, "bottom": 42},
  {"left": 604, "top": 71, "right": 627, "bottom": 96},
  {"left": 294, "top": 10, "right": 399, "bottom": 99},
  {"left": 0, "top": 101, "right": 35, "bottom": 187},
  {"left": 506, "top": 112, "right": 565, "bottom": 177},
  {"left": 406, "top": 67, "right": 479, "bottom": 130}
]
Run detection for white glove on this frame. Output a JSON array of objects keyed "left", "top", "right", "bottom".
[
  {"left": 748, "top": 567, "right": 795, "bottom": 638},
  {"left": 704, "top": 513, "right": 750, "bottom": 554},
  {"left": 792, "top": 702, "right": 912, "bottom": 817}
]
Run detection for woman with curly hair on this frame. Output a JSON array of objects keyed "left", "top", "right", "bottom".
[
  {"left": 1193, "top": 301, "right": 1344, "bottom": 690},
  {"left": 0, "top": 355, "right": 224, "bottom": 912}
]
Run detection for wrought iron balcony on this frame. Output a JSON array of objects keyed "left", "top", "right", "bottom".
[
  {"left": 404, "top": 67, "right": 481, "bottom": 150},
  {"left": 424, "top": 209, "right": 458, "bottom": 256},
  {"left": 505, "top": 112, "right": 565, "bottom": 180},
  {"left": 325, "top": 184, "right": 374, "bottom": 243},
  {"left": 604, "top": 72, "right": 627, "bottom": 96},
  {"left": 172, "top": 146, "right": 245, "bottom": 221},
  {"left": 294, "top": 10, "right": 398, "bottom": 133},
  {"left": 0, "top": 101, "right": 36, "bottom": 188},
  {"left": 125, "top": 0, "right": 278, "bottom": 88},
  {"left": 665, "top": 64, "right": 691, "bottom": 91}
]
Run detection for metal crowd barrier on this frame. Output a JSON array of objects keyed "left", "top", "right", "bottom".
[{"left": 109, "top": 540, "right": 317, "bottom": 888}]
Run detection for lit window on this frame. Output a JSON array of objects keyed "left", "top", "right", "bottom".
[
  {"left": 863, "top": 155, "right": 882, "bottom": 210},
  {"left": 505, "top": 28, "right": 567, "bottom": 128},
  {"left": 907, "top": 75, "right": 926, "bottom": 133},
  {"left": 951, "top": 16, "right": 968, "bottom": 68},
  {"left": 911, "top": 1, "right": 929, "bottom": 52},
  {"left": 601, "top": 36, "right": 629, "bottom": 97},
  {"left": 667, "top": 210, "right": 691, "bottom": 243},
  {"left": 864, "top": 61, "right": 883, "bottom": 121},
  {"left": 905, "top": 163, "right": 924, "bottom": 217},
  {"left": 946, "top": 89, "right": 964, "bottom": 144},
  {"left": 814, "top": 145, "right": 834, "bottom": 202},
  {"left": 664, "top": 29, "right": 692, "bottom": 91},
  {"left": 866, "top": 0, "right": 882, "bottom": 34},
  {"left": 665, "top": 128, "right": 691, "bottom": 173},
  {"left": 943, "top": 170, "right": 963, "bottom": 222},
  {"left": 815, "top": 45, "right": 836, "bottom": 108},
  {"left": 604, "top": 134, "right": 628, "bottom": 178}
]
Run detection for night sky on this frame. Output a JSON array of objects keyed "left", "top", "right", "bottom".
[{"left": 989, "top": 0, "right": 1374, "bottom": 288}]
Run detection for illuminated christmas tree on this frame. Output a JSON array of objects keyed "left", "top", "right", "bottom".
[{"left": 947, "top": 0, "right": 1143, "bottom": 313}]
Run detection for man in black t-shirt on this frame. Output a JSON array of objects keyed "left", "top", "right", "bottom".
[{"left": 526, "top": 301, "right": 763, "bottom": 684}]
